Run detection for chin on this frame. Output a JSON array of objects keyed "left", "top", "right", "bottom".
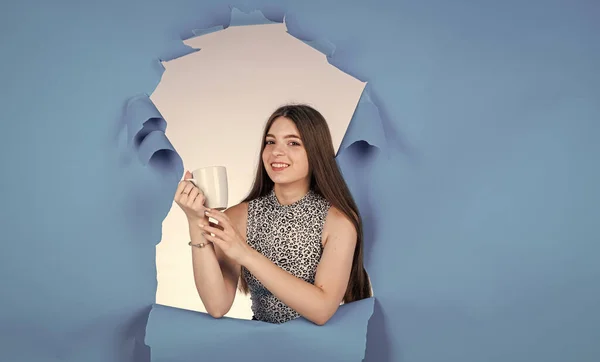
[
  {"left": 269, "top": 175, "right": 292, "bottom": 184},
  {"left": 267, "top": 172, "right": 296, "bottom": 185}
]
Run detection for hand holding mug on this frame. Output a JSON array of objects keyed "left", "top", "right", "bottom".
[
  {"left": 200, "top": 209, "right": 252, "bottom": 265},
  {"left": 174, "top": 171, "right": 208, "bottom": 222}
]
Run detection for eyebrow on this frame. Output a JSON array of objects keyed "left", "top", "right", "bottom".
[{"left": 265, "top": 133, "right": 301, "bottom": 139}]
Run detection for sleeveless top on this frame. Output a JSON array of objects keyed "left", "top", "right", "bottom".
[{"left": 241, "top": 188, "right": 331, "bottom": 324}]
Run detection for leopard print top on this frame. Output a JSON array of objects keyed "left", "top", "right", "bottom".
[{"left": 241, "top": 188, "right": 331, "bottom": 324}]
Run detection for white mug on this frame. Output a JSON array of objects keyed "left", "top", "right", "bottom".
[{"left": 187, "top": 166, "right": 228, "bottom": 210}]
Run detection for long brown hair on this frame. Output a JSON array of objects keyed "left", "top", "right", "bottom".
[{"left": 238, "top": 104, "right": 372, "bottom": 303}]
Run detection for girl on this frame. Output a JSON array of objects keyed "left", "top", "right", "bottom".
[{"left": 174, "top": 104, "right": 371, "bottom": 325}]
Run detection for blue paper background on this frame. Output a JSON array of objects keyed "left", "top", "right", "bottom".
[
  {"left": 1, "top": 1, "right": 599, "bottom": 362},
  {"left": 146, "top": 298, "right": 373, "bottom": 362}
]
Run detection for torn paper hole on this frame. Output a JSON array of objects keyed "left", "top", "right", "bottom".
[{"left": 151, "top": 18, "right": 369, "bottom": 321}]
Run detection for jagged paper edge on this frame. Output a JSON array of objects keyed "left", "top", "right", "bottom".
[{"left": 131, "top": 7, "right": 380, "bottom": 362}]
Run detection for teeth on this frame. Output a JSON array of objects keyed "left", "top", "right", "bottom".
[{"left": 271, "top": 163, "right": 289, "bottom": 168}]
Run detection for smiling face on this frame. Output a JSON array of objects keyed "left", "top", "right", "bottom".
[{"left": 262, "top": 116, "right": 311, "bottom": 187}]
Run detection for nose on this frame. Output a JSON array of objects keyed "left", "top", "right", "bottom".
[{"left": 271, "top": 143, "right": 285, "bottom": 156}]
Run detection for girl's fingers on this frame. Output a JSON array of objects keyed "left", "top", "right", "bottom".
[
  {"left": 208, "top": 221, "right": 223, "bottom": 231},
  {"left": 202, "top": 232, "right": 225, "bottom": 248},
  {"left": 186, "top": 189, "right": 199, "bottom": 206},
  {"left": 204, "top": 209, "right": 230, "bottom": 226},
  {"left": 182, "top": 183, "right": 195, "bottom": 195},
  {"left": 200, "top": 224, "right": 227, "bottom": 240},
  {"left": 175, "top": 181, "right": 187, "bottom": 196}
]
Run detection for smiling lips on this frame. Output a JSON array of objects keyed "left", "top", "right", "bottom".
[{"left": 271, "top": 162, "right": 289, "bottom": 171}]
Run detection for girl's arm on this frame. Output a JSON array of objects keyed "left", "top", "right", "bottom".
[
  {"left": 234, "top": 207, "right": 357, "bottom": 325},
  {"left": 191, "top": 203, "right": 246, "bottom": 317}
]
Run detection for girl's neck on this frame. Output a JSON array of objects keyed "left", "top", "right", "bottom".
[{"left": 273, "top": 182, "right": 310, "bottom": 205}]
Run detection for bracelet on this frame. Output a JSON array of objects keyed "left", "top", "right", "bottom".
[{"left": 189, "top": 241, "right": 212, "bottom": 248}]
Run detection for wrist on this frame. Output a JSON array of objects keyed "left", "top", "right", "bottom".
[
  {"left": 187, "top": 215, "right": 208, "bottom": 227},
  {"left": 188, "top": 217, "right": 209, "bottom": 244},
  {"left": 238, "top": 246, "right": 258, "bottom": 268}
]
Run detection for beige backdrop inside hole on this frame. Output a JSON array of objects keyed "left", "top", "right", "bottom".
[{"left": 152, "top": 22, "right": 365, "bottom": 320}]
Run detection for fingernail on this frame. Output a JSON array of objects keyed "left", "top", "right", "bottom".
[
  {"left": 204, "top": 210, "right": 210, "bottom": 215},
  {"left": 198, "top": 223, "right": 205, "bottom": 228}
]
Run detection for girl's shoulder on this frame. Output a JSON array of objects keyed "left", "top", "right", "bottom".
[{"left": 322, "top": 205, "right": 357, "bottom": 246}]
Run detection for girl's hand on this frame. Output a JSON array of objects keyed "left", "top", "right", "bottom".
[
  {"left": 200, "top": 209, "right": 253, "bottom": 265},
  {"left": 174, "top": 171, "right": 208, "bottom": 223}
]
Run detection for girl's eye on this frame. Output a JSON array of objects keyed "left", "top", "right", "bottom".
[{"left": 264, "top": 140, "right": 301, "bottom": 146}]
